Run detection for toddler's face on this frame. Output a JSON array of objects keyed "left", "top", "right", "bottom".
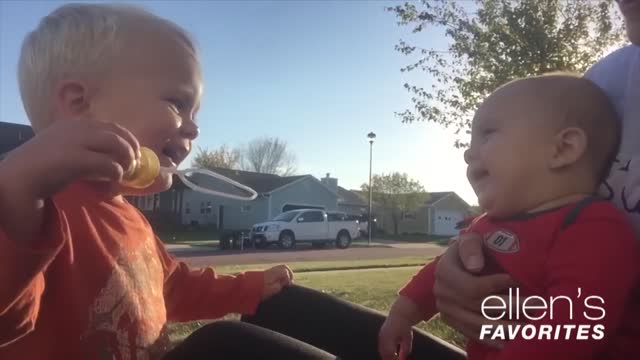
[{"left": 89, "top": 31, "right": 203, "bottom": 194}]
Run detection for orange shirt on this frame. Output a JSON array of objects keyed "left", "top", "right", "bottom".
[{"left": 0, "top": 182, "right": 264, "bottom": 360}]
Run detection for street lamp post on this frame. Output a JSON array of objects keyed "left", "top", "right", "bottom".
[{"left": 367, "top": 132, "right": 376, "bottom": 246}]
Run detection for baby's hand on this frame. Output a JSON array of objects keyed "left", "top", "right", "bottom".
[
  {"left": 262, "top": 265, "right": 294, "bottom": 300},
  {"left": 378, "top": 316, "right": 413, "bottom": 360}
]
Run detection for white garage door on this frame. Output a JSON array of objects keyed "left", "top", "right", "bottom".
[{"left": 433, "top": 210, "right": 464, "bottom": 236}]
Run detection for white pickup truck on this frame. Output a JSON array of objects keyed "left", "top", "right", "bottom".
[{"left": 250, "top": 209, "right": 360, "bottom": 249}]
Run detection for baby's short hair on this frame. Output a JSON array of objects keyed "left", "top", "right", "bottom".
[
  {"left": 498, "top": 72, "right": 620, "bottom": 187},
  {"left": 18, "top": 3, "right": 196, "bottom": 130}
]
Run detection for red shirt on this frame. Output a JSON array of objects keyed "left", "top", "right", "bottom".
[
  {"left": 0, "top": 182, "right": 265, "bottom": 360},
  {"left": 400, "top": 198, "right": 640, "bottom": 359}
]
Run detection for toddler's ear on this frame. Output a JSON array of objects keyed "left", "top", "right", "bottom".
[
  {"left": 548, "top": 127, "right": 587, "bottom": 170},
  {"left": 52, "top": 79, "right": 92, "bottom": 121}
]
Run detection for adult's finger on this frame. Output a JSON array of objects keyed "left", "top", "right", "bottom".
[
  {"left": 434, "top": 271, "right": 516, "bottom": 314},
  {"left": 457, "top": 232, "right": 485, "bottom": 272}
]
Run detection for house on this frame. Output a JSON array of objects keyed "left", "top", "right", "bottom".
[
  {"left": 131, "top": 168, "right": 340, "bottom": 232},
  {"left": 367, "top": 191, "right": 473, "bottom": 237},
  {"left": 317, "top": 173, "right": 368, "bottom": 215},
  {"left": 336, "top": 186, "right": 368, "bottom": 215},
  {"left": 0, "top": 121, "right": 34, "bottom": 159}
]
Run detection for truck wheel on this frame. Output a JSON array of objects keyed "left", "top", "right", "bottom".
[
  {"left": 336, "top": 231, "right": 352, "bottom": 249},
  {"left": 278, "top": 231, "right": 296, "bottom": 249}
]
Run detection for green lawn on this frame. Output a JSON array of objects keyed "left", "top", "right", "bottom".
[{"left": 167, "top": 263, "right": 466, "bottom": 349}]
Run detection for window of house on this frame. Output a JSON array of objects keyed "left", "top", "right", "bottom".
[
  {"left": 171, "top": 189, "right": 177, "bottom": 212},
  {"left": 241, "top": 205, "right": 252, "bottom": 213},
  {"left": 142, "top": 195, "right": 154, "bottom": 211},
  {"left": 402, "top": 211, "right": 416, "bottom": 220},
  {"left": 206, "top": 201, "right": 212, "bottom": 214},
  {"left": 185, "top": 202, "right": 191, "bottom": 214},
  {"left": 200, "top": 201, "right": 205, "bottom": 214}
]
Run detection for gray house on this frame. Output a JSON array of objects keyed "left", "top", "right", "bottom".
[
  {"left": 374, "top": 191, "right": 472, "bottom": 237},
  {"left": 337, "top": 186, "right": 368, "bottom": 215},
  {"left": 132, "top": 168, "right": 340, "bottom": 231}
]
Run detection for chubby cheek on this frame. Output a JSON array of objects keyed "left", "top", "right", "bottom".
[
  {"left": 475, "top": 154, "right": 513, "bottom": 211},
  {"left": 477, "top": 186, "right": 516, "bottom": 219}
]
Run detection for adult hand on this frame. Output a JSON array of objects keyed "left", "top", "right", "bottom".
[{"left": 434, "top": 233, "right": 519, "bottom": 348}]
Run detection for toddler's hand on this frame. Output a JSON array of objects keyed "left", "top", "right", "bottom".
[
  {"left": 262, "top": 264, "right": 294, "bottom": 300},
  {"left": 1, "top": 119, "right": 140, "bottom": 200}
]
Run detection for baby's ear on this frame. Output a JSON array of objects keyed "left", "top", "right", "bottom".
[
  {"left": 548, "top": 127, "right": 588, "bottom": 169},
  {"left": 52, "top": 79, "right": 92, "bottom": 121}
]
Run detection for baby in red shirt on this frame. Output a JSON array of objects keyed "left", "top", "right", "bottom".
[{"left": 378, "top": 73, "right": 640, "bottom": 360}]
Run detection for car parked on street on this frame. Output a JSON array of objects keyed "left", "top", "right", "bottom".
[{"left": 251, "top": 209, "right": 360, "bottom": 249}]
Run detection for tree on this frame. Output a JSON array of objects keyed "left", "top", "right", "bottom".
[
  {"left": 361, "top": 172, "right": 428, "bottom": 236},
  {"left": 387, "top": 0, "right": 625, "bottom": 147},
  {"left": 240, "top": 136, "right": 297, "bottom": 176},
  {"left": 191, "top": 145, "right": 241, "bottom": 170}
]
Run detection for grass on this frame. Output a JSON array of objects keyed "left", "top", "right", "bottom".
[{"left": 167, "top": 262, "right": 465, "bottom": 350}]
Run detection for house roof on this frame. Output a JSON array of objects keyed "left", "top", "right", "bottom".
[
  {"left": 337, "top": 186, "right": 367, "bottom": 206},
  {"left": 425, "top": 191, "right": 454, "bottom": 205},
  {"left": 183, "top": 167, "right": 308, "bottom": 194},
  {"left": 0, "top": 122, "right": 34, "bottom": 154}
]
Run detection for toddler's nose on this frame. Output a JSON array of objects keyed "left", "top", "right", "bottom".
[{"left": 180, "top": 120, "right": 199, "bottom": 140}]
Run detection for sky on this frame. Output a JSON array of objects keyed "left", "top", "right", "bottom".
[{"left": 0, "top": 0, "right": 478, "bottom": 205}]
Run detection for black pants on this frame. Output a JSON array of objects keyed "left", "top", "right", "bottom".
[{"left": 165, "top": 285, "right": 467, "bottom": 359}]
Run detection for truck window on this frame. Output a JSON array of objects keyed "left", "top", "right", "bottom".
[
  {"left": 328, "top": 213, "right": 346, "bottom": 222},
  {"left": 273, "top": 211, "right": 299, "bottom": 222},
  {"left": 299, "top": 211, "right": 324, "bottom": 223}
]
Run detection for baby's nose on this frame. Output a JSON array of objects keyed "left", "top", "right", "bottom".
[{"left": 463, "top": 148, "right": 472, "bottom": 164}]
